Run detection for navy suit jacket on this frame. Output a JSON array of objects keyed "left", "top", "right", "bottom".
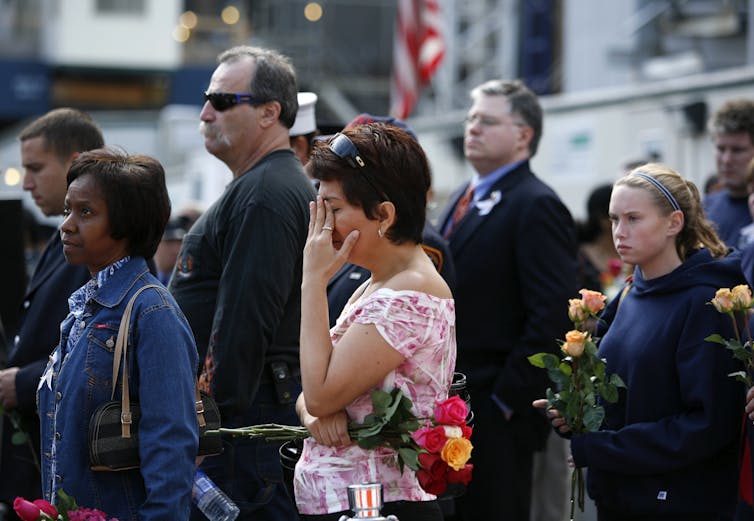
[
  {"left": 439, "top": 161, "right": 578, "bottom": 445},
  {"left": 8, "top": 232, "right": 90, "bottom": 413},
  {"left": 0, "top": 231, "right": 89, "bottom": 502}
]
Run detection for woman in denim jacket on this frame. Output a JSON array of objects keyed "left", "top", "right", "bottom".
[{"left": 37, "top": 149, "right": 199, "bottom": 521}]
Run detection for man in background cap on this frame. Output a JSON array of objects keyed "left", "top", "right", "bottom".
[
  {"left": 289, "top": 91, "right": 318, "bottom": 166},
  {"left": 155, "top": 218, "right": 189, "bottom": 286}
]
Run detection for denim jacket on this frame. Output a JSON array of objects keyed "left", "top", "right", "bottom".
[{"left": 38, "top": 257, "right": 199, "bottom": 521}]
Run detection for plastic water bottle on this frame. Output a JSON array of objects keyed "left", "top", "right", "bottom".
[{"left": 193, "top": 469, "right": 240, "bottom": 521}]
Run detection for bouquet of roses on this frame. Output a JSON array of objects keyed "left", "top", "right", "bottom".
[
  {"left": 706, "top": 284, "right": 754, "bottom": 386},
  {"left": 529, "top": 289, "right": 626, "bottom": 520},
  {"left": 217, "top": 388, "right": 473, "bottom": 496},
  {"left": 14, "top": 490, "right": 118, "bottom": 521}
]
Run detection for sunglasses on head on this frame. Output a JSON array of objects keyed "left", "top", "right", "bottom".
[
  {"left": 328, "top": 133, "right": 365, "bottom": 168},
  {"left": 328, "top": 133, "right": 390, "bottom": 202},
  {"left": 203, "top": 91, "right": 266, "bottom": 112}
]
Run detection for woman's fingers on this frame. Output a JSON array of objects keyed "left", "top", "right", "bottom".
[
  {"left": 336, "top": 230, "right": 360, "bottom": 261},
  {"left": 532, "top": 399, "right": 572, "bottom": 433},
  {"left": 307, "top": 201, "right": 316, "bottom": 237},
  {"left": 314, "top": 195, "right": 326, "bottom": 231},
  {"left": 321, "top": 199, "right": 335, "bottom": 233}
]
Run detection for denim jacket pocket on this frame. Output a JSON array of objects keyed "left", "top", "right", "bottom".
[{"left": 85, "top": 323, "right": 120, "bottom": 395}]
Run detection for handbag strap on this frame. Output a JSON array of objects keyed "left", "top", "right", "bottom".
[
  {"left": 112, "top": 284, "right": 162, "bottom": 438},
  {"left": 111, "top": 284, "right": 209, "bottom": 438}
]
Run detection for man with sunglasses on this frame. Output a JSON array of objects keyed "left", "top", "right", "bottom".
[
  {"left": 438, "top": 79, "right": 578, "bottom": 521},
  {"left": 169, "top": 45, "right": 315, "bottom": 521}
]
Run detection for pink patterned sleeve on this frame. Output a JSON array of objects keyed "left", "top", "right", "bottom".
[{"left": 350, "top": 291, "right": 451, "bottom": 358}]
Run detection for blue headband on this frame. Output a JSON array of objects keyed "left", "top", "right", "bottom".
[{"left": 631, "top": 172, "right": 681, "bottom": 212}]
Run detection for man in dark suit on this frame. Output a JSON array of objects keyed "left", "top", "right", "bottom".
[
  {"left": 439, "top": 79, "right": 578, "bottom": 520},
  {"left": 0, "top": 109, "right": 103, "bottom": 516}
]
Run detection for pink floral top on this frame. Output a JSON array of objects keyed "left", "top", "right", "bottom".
[{"left": 294, "top": 288, "right": 457, "bottom": 515}]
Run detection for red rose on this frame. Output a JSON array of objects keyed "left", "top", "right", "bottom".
[
  {"left": 416, "top": 451, "right": 449, "bottom": 495},
  {"left": 416, "top": 468, "right": 447, "bottom": 496},
  {"left": 33, "top": 499, "right": 58, "bottom": 519},
  {"left": 446, "top": 463, "right": 473, "bottom": 485},
  {"left": 416, "top": 425, "right": 448, "bottom": 453},
  {"left": 13, "top": 497, "right": 42, "bottom": 521},
  {"left": 434, "top": 396, "right": 468, "bottom": 426},
  {"left": 461, "top": 424, "right": 473, "bottom": 439}
]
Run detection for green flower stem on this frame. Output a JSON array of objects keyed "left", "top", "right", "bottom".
[
  {"left": 569, "top": 467, "right": 585, "bottom": 521},
  {"left": 571, "top": 357, "right": 584, "bottom": 436},
  {"left": 730, "top": 312, "right": 741, "bottom": 344},
  {"left": 744, "top": 313, "right": 754, "bottom": 387}
]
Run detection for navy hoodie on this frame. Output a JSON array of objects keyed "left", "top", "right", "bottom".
[{"left": 570, "top": 249, "right": 746, "bottom": 517}]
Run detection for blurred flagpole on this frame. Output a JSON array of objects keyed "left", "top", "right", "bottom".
[{"left": 390, "top": 0, "right": 446, "bottom": 119}]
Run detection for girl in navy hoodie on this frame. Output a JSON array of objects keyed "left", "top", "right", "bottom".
[{"left": 536, "top": 163, "right": 746, "bottom": 521}]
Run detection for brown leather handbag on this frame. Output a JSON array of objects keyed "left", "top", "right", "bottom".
[{"left": 88, "top": 284, "right": 222, "bottom": 471}]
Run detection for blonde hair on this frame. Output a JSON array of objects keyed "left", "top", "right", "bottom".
[{"left": 614, "top": 163, "right": 728, "bottom": 259}]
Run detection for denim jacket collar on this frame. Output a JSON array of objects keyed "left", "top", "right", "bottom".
[{"left": 90, "top": 257, "right": 150, "bottom": 309}]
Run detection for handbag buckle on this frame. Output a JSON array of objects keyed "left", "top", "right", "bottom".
[
  {"left": 195, "top": 400, "right": 205, "bottom": 414},
  {"left": 121, "top": 411, "right": 132, "bottom": 425}
]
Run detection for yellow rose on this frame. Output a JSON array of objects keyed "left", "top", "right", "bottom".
[
  {"left": 732, "top": 285, "right": 753, "bottom": 311},
  {"left": 562, "top": 330, "right": 588, "bottom": 357},
  {"left": 579, "top": 289, "right": 607, "bottom": 315},
  {"left": 568, "top": 299, "right": 587, "bottom": 323},
  {"left": 711, "top": 288, "right": 735, "bottom": 313},
  {"left": 440, "top": 436, "right": 473, "bottom": 471}
]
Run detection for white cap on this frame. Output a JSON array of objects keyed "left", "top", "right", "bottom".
[{"left": 289, "top": 92, "right": 318, "bottom": 136}]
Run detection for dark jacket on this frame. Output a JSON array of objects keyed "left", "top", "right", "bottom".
[
  {"left": 571, "top": 249, "right": 745, "bottom": 517},
  {"left": 438, "top": 160, "right": 578, "bottom": 447},
  {"left": 0, "top": 231, "right": 90, "bottom": 504},
  {"left": 169, "top": 149, "right": 315, "bottom": 418}
]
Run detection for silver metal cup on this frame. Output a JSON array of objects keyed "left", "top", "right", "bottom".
[{"left": 346, "top": 482, "right": 383, "bottom": 518}]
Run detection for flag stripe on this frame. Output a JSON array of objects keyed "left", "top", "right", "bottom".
[{"left": 391, "top": 0, "right": 445, "bottom": 119}]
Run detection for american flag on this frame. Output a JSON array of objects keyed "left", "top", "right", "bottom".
[{"left": 390, "top": 0, "right": 445, "bottom": 119}]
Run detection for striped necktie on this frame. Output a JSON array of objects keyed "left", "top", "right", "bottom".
[{"left": 445, "top": 183, "right": 474, "bottom": 238}]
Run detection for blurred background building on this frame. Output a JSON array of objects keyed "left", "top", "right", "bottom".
[{"left": 1, "top": 0, "right": 754, "bottom": 221}]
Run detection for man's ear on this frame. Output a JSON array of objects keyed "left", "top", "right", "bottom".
[
  {"left": 517, "top": 125, "right": 534, "bottom": 153},
  {"left": 259, "top": 101, "right": 282, "bottom": 128}
]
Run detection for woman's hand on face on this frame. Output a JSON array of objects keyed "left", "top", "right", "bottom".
[
  {"left": 303, "top": 196, "right": 359, "bottom": 284},
  {"left": 532, "top": 399, "right": 570, "bottom": 434},
  {"left": 302, "top": 409, "right": 351, "bottom": 447}
]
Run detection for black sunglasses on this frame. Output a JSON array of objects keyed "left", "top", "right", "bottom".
[
  {"left": 203, "top": 91, "right": 266, "bottom": 112},
  {"left": 328, "top": 133, "right": 390, "bottom": 202}
]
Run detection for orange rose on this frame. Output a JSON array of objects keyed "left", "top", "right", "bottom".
[
  {"left": 440, "top": 436, "right": 473, "bottom": 471},
  {"left": 562, "top": 330, "right": 588, "bottom": 357},
  {"left": 711, "top": 288, "right": 735, "bottom": 313},
  {"left": 579, "top": 289, "right": 607, "bottom": 315},
  {"left": 568, "top": 298, "right": 587, "bottom": 323},
  {"left": 732, "top": 285, "right": 753, "bottom": 311}
]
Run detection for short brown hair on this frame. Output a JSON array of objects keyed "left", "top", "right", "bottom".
[
  {"left": 67, "top": 148, "right": 171, "bottom": 258},
  {"left": 708, "top": 99, "right": 754, "bottom": 143},
  {"left": 19, "top": 108, "right": 104, "bottom": 159},
  {"left": 306, "top": 123, "right": 431, "bottom": 244}
]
